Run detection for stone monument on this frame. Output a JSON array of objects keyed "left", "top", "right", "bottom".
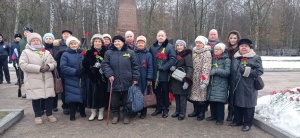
[{"left": 117, "top": 0, "right": 139, "bottom": 36}]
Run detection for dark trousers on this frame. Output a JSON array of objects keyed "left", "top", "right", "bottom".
[
  {"left": 69, "top": 102, "right": 85, "bottom": 117},
  {"left": 41, "top": 94, "right": 58, "bottom": 110},
  {"left": 210, "top": 101, "right": 225, "bottom": 122},
  {"left": 61, "top": 78, "right": 68, "bottom": 109},
  {"left": 233, "top": 105, "right": 255, "bottom": 127},
  {"left": 32, "top": 98, "right": 53, "bottom": 117},
  {"left": 111, "top": 91, "right": 129, "bottom": 117},
  {"left": 153, "top": 81, "right": 169, "bottom": 112},
  {"left": 174, "top": 94, "right": 187, "bottom": 117},
  {"left": 0, "top": 59, "right": 10, "bottom": 82}
]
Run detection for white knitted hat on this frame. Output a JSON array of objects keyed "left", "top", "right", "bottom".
[
  {"left": 195, "top": 35, "right": 208, "bottom": 45},
  {"left": 66, "top": 36, "right": 80, "bottom": 47}
]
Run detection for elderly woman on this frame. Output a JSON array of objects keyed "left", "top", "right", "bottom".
[
  {"left": 19, "top": 33, "right": 57, "bottom": 125},
  {"left": 102, "top": 35, "right": 139, "bottom": 124},
  {"left": 170, "top": 40, "right": 193, "bottom": 120},
  {"left": 82, "top": 34, "right": 108, "bottom": 121},
  {"left": 188, "top": 36, "right": 212, "bottom": 121},
  {"left": 207, "top": 43, "right": 231, "bottom": 125},
  {"left": 229, "top": 39, "right": 263, "bottom": 132}
]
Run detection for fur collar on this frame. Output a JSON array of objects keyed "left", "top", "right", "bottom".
[
  {"left": 153, "top": 39, "right": 169, "bottom": 47},
  {"left": 234, "top": 49, "right": 256, "bottom": 58},
  {"left": 109, "top": 43, "right": 129, "bottom": 51},
  {"left": 177, "top": 49, "right": 192, "bottom": 57},
  {"left": 91, "top": 45, "right": 106, "bottom": 54},
  {"left": 193, "top": 46, "right": 211, "bottom": 54}
]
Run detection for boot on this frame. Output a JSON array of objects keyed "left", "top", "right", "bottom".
[
  {"left": 124, "top": 116, "right": 130, "bottom": 124},
  {"left": 226, "top": 109, "right": 234, "bottom": 121},
  {"left": 188, "top": 103, "right": 199, "bottom": 117},
  {"left": 197, "top": 105, "right": 205, "bottom": 121},
  {"left": 47, "top": 115, "right": 57, "bottom": 123},
  {"left": 89, "top": 109, "right": 97, "bottom": 121},
  {"left": 35, "top": 117, "right": 43, "bottom": 125},
  {"left": 98, "top": 108, "right": 104, "bottom": 121},
  {"left": 112, "top": 116, "right": 119, "bottom": 124}
]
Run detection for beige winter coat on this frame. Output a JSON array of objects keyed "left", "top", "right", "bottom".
[
  {"left": 189, "top": 46, "right": 212, "bottom": 102},
  {"left": 19, "top": 44, "right": 57, "bottom": 100}
]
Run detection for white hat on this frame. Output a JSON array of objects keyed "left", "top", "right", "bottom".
[
  {"left": 195, "top": 35, "right": 208, "bottom": 45},
  {"left": 214, "top": 43, "right": 226, "bottom": 52},
  {"left": 66, "top": 36, "right": 80, "bottom": 47},
  {"left": 102, "top": 34, "right": 112, "bottom": 40},
  {"left": 136, "top": 35, "right": 147, "bottom": 43},
  {"left": 27, "top": 33, "right": 42, "bottom": 44},
  {"left": 90, "top": 34, "right": 104, "bottom": 45}
]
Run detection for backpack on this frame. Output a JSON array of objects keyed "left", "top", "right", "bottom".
[{"left": 126, "top": 84, "right": 144, "bottom": 112}]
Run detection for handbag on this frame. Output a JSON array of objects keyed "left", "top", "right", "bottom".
[
  {"left": 143, "top": 85, "right": 157, "bottom": 107},
  {"left": 53, "top": 68, "right": 63, "bottom": 94},
  {"left": 254, "top": 76, "right": 264, "bottom": 90},
  {"left": 171, "top": 67, "right": 186, "bottom": 82}
]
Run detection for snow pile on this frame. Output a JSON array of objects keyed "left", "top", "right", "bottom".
[{"left": 255, "top": 87, "right": 300, "bottom": 137}]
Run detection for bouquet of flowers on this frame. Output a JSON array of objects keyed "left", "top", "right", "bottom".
[{"left": 155, "top": 48, "right": 167, "bottom": 88}]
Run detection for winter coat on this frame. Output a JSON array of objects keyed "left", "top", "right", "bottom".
[
  {"left": 44, "top": 43, "right": 54, "bottom": 56},
  {"left": 135, "top": 48, "right": 153, "bottom": 93},
  {"left": 9, "top": 41, "right": 19, "bottom": 62},
  {"left": 60, "top": 48, "right": 87, "bottom": 103},
  {"left": 170, "top": 49, "right": 193, "bottom": 96},
  {"left": 229, "top": 50, "right": 263, "bottom": 108},
  {"left": 0, "top": 41, "right": 10, "bottom": 60},
  {"left": 53, "top": 40, "right": 68, "bottom": 77},
  {"left": 18, "top": 38, "right": 27, "bottom": 56},
  {"left": 226, "top": 30, "right": 241, "bottom": 60},
  {"left": 207, "top": 52, "right": 231, "bottom": 103},
  {"left": 189, "top": 47, "right": 212, "bottom": 102},
  {"left": 101, "top": 43, "right": 140, "bottom": 92},
  {"left": 19, "top": 44, "right": 57, "bottom": 100},
  {"left": 208, "top": 39, "right": 220, "bottom": 55},
  {"left": 82, "top": 46, "right": 108, "bottom": 108},
  {"left": 149, "top": 39, "right": 176, "bottom": 82}
]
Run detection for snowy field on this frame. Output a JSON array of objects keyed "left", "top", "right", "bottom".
[
  {"left": 261, "top": 56, "right": 300, "bottom": 69},
  {"left": 255, "top": 87, "right": 300, "bottom": 137}
]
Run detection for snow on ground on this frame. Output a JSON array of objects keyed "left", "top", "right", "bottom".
[
  {"left": 255, "top": 87, "right": 300, "bottom": 137},
  {"left": 261, "top": 56, "right": 300, "bottom": 69}
]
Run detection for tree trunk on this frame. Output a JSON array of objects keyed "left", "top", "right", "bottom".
[
  {"left": 49, "top": 0, "right": 55, "bottom": 33},
  {"left": 14, "top": 0, "right": 20, "bottom": 34}
]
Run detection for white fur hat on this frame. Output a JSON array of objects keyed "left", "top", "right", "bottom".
[
  {"left": 66, "top": 36, "right": 80, "bottom": 47},
  {"left": 195, "top": 35, "right": 208, "bottom": 45},
  {"left": 214, "top": 43, "right": 226, "bottom": 52},
  {"left": 102, "top": 34, "right": 112, "bottom": 40},
  {"left": 27, "top": 33, "right": 42, "bottom": 44},
  {"left": 90, "top": 34, "right": 104, "bottom": 45},
  {"left": 136, "top": 35, "right": 147, "bottom": 43}
]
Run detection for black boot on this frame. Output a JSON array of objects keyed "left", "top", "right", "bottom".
[
  {"left": 197, "top": 105, "right": 205, "bottom": 121},
  {"left": 226, "top": 108, "right": 234, "bottom": 121},
  {"left": 140, "top": 108, "right": 147, "bottom": 119},
  {"left": 188, "top": 103, "right": 199, "bottom": 117}
]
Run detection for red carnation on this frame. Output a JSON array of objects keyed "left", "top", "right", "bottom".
[
  {"left": 213, "top": 55, "right": 222, "bottom": 59},
  {"left": 270, "top": 91, "right": 277, "bottom": 95},
  {"left": 83, "top": 32, "right": 91, "bottom": 37},
  {"left": 50, "top": 50, "right": 53, "bottom": 55},
  {"left": 177, "top": 55, "right": 182, "bottom": 60},
  {"left": 42, "top": 48, "right": 46, "bottom": 52},
  {"left": 290, "top": 97, "right": 294, "bottom": 101},
  {"left": 156, "top": 52, "right": 167, "bottom": 60},
  {"left": 296, "top": 98, "right": 300, "bottom": 102},
  {"left": 241, "top": 57, "right": 248, "bottom": 61},
  {"left": 80, "top": 51, "right": 86, "bottom": 56},
  {"left": 297, "top": 88, "right": 300, "bottom": 93},
  {"left": 201, "top": 74, "right": 206, "bottom": 81},
  {"left": 94, "top": 51, "right": 98, "bottom": 55}
]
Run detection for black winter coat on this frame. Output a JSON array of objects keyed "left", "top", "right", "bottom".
[
  {"left": 229, "top": 50, "right": 263, "bottom": 108},
  {"left": 170, "top": 49, "right": 193, "bottom": 95},
  {"left": 101, "top": 44, "right": 140, "bottom": 92},
  {"left": 82, "top": 46, "right": 108, "bottom": 108},
  {"left": 0, "top": 41, "right": 10, "bottom": 60},
  {"left": 150, "top": 39, "right": 176, "bottom": 82}
]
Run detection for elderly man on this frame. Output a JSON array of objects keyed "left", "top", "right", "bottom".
[{"left": 125, "top": 31, "right": 135, "bottom": 50}]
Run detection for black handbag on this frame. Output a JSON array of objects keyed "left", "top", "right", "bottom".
[{"left": 254, "top": 76, "right": 264, "bottom": 90}]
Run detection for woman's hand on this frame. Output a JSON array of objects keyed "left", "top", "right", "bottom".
[
  {"left": 133, "top": 80, "right": 138, "bottom": 85},
  {"left": 109, "top": 76, "right": 114, "bottom": 83}
]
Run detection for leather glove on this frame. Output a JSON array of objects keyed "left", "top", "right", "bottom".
[
  {"left": 170, "top": 66, "right": 176, "bottom": 71},
  {"left": 200, "top": 84, "right": 206, "bottom": 90},
  {"left": 182, "top": 82, "right": 189, "bottom": 90},
  {"left": 210, "top": 69, "right": 216, "bottom": 76},
  {"left": 147, "top": 81, "right": 152, "bottom": 86},
  {"left": 40, "top": 65, "right": 50, "bottom": 73}
]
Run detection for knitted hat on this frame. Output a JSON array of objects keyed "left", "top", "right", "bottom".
[
  {"left": 66, "top": 36, "right": 80, "bottom": 47},
  {"left": 195, "top": 35, "right": 208, "bottom": 45},
  {"left": 102, "top": 34, "right": 112, "bottom": 40},
  {"left": 0, "top": 33, "right": 3, "bottom": 37},
  {"left": 238, "top": 38, "right": 253, "bottom": 48},
  {"left": 125, "top": 31, "right": 134, "bottom": 37},
  {"left": 136, "top": 35, "right": 147, "bottom": 43},
  {"left": 43, "top": 33, "right": 55, "bottom": 41},
  {"left": 112, "top": 35, "right": 125, "bottom": 43},
  {"left": 23, "top": 26, "right": 33, "bottom": 33},
  {"left": 90, "top": 34, "right": 104, "bottom": 44},
  {"left": 14, "top": 34, "right": 22, "bottom": 39},
  {"left": 62, "top": 30, "right": 73, "bottom": 35},
  {"left": 27, "top": 33, "right": 42, "bottom": 44},
  {"left": 176, "top": 39, "right": 187, "bottom": 48},
  {"left": 214, "top": 43, "right": 226, "bottom": 52}
]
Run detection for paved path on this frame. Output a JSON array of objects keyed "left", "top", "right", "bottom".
[{"left": 1, "top": 71, "right": 299, "bottom": 138}]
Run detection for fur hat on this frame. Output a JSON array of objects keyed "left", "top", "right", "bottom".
[
  {"left": 125, "top": 31, "right": 134, "bottom": 37},
  {"left": 238, "top": 38, "right": 253, "bottom": 48},
  {"left": 90, "top": 34, "right": 104, "bottom": 45},
  {"left": 66, "top": 36, "right": 80, "bottom": 47},
  {"left": 23, "top": 26, "right": 33, "bottom": 33},
  {"left": 62, "top": 30, "right": 73, "bottom": 35},
  {"left": 195, "top": 35, "right": 208, "bottom": 45},
  {"left": 27, "top": 33, "right": 42, "bottom": 44},
  {"left": 214, "top": 43, "right": 226, "bottom": 52},
  {"left": 102, "top": 34, "right": 112, "bottom": 40},
  {"left": 136, "top": 35, "right": 147, "bottom": 43},
  {"left": 14, "top": 34, "right": 22, "bottom": 39},
  {"left": 176, "top": 39, "right": 187, "bottom": 48},
  {"left": 53, "top": 39, "right": 61, "bottom": 46},
  {"left": 43, "top": 33, "right": 55, "bottom": 41},
  {"left": 112, "top": 35, "right": 125, "bottom": 43}
]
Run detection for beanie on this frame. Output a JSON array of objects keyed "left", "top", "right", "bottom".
[
  {"left": 136, "top": 35, "right": 147, "bottom": 43},
  {"left": 214, "top": 43, "right": 226, "bottom": 52},
  {"left": 112, "top": 35, "right": 125, "bottom": 43},
  {"left": 62, "top": 30, "right": 73, "bottom": 35},
  {"left": 66, "top": 36, "right": 80, "bottom": 47},
  {"left": 175, "top": 39, "right": 187, "bottom": 48},
  {"left": 90, "top": 34, "right": 104, "bottom": 44},
  {"left": 43, "top": 33, "right": 55, "bottom": 41},
  {"left": 195, "top": 35, "right": 208, "bottom": 45},
  {"left": 102, "top": 34, "right": 112, "bottom": 40},
  {"left": 14, "top": 34, "right": 22, "bottom": 39},
  {"left": 27, "top": 33, "right": 42, "bottom": 44}
]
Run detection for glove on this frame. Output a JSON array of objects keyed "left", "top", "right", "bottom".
[
  {"left": 158, "top": 67, "right": 164, "bottom": 71},
  {"left": 239, "top": 64, "right": 245, "bottom": 74},
  {"left": 147, "top": 81, "right": 152, "bottom": 86},
  {"left": 200, "top": 84, "right": 206, "bottom": 90},
  {"left": 170, "top": 66, "right": 176, "bottom": 71},
  {"left": 182, "top": 82, "right": 189, "bottom": 90},
  {"left": 40, "top": 65, "right": 50, "bottom": 73},
  {"left": 93, "top": 62, "right": 101, "bottom": 68},
  {"left": 210, "top": 69, "right": 216, "bottom": 76},
  {"left": 76, "top": 69, "right": 84, "bottom": 77}
]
